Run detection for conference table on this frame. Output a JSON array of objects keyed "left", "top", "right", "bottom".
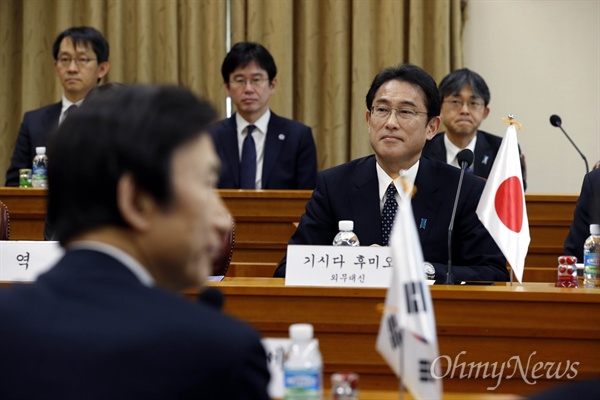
[{"left": 197, "top": 277, "right": 600, "bottom": 397}]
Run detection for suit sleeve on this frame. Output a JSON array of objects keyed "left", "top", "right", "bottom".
[
  {"left": 274, "top": 171, "right": 338, "bottom": 277},
  {"left": 5, "top": 116, "right": 33, "bottom": 186},
  {"left": 431, "top": 178, "right": 509, "bottom": 283},
  {"left": 224, "top": 330, "right": 271, "bottom": 400},
  {"left": 294, "top": 126, "right": 318, "bottom": 189},
  {"left": 564, "top": 172, "right": 597, "bottom": 261}
]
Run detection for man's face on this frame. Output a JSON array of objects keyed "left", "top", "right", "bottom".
[
  {"left": 147, "top": 135, "right": 230, "bottom": 289},
  {"left": 440, "top": 85, "right": 490, "bottom": 138},
  {"left": 367, "top": 79, "right": 439, "bottom": 174},
  {"left": 54, "top": 37, "right": 109, "bottom": 102},
  {"left": 224, "top": 60, "right": 275, "bottom": 123}
]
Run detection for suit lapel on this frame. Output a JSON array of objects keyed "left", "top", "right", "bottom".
[
  {"left": 44, "top": 102, "right": 62, "bottom": 130},
  {"left": 262, "top": 112, "right": 286, "bottom": 188},
  {"left": 350, "top": 156, "right": 384, "bottom": 245},
  {"left": 474, "top": 131, "right": 493, "bottom": 177},
  {"left": 412, "top": 158, "right": 443, "bottom": 244},
  {"left": 221, "top": 116, "right": 242, "bottom": 187}
]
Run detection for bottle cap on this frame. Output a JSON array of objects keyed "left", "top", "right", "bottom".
[
  {"left": 289, "top": 323, "right": 313, "bottom": 340},
  {"left": 338, "top": 220, "right": 354, "bottom": 231},
  {"left": 590, "top": 224, "right": 600, "bottom": 235},
  {"left": 35, "top": 146, "right": 46, "bottom": 155}
]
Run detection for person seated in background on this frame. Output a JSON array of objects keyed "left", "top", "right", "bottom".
[
  {"left": 274, "top": 64, "right": 508, "bottom": 283},
  {"left": 209, "top": 41, "right": 317, "bottom": 189},
  {"left": 564, "top": 168, "right": 600, "bottom": 262},
  {"left": 422, "top": 68, "right": 527, "bottom": 190},
  {"left": 0, "top": 85, "right": 270, "bottom": 400},
  {"left": 5, "top": 26, "right": 110, "bottom": 186}
]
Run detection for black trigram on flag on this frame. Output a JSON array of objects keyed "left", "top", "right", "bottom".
[
  {"left": 386, "top": 314, "right": 403, "bottom": 349},
  {"left": 404, "top": 281, "right": 427, "bottom": 314},
  {"left": 419, "top": 359, "right": 435, "bottom": 382}
]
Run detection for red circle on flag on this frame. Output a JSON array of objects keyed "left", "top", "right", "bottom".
[{"left": 494, "top": 176, "right": 523, "bottom": 233}]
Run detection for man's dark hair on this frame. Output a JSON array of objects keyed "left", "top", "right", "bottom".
[
  {"left": 52, "top": 26, "right": 110, "bottom": 63},
  {"left": 221, "top": 42, "right": 277, "bottom": 84},
  {"left": 365, "top": 64, "right": 441, "bottom": 122},
  {"left": 438, "top": 68, "right": 491, "bottom": 106},
  {"left": 47, "top": 85, "right": 217, "bottom": 244}
]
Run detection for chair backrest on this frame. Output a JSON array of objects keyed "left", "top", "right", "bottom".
[
  {"left": 211, "top": 217, "right": 235, "bottom": 276},
  {"left": 0, "top": 200, "right": 10, "bottom": 240}
]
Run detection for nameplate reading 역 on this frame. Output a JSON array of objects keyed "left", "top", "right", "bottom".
[
  {"left": 285, "top": 245, "right": 393, "bottom": 287},
  {"left": 0, "top": 241, "right": 64, "bottom": 282}
]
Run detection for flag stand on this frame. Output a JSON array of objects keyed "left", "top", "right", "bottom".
[{"left": 510, "top": 265, "right": 514, "bottom": 286}]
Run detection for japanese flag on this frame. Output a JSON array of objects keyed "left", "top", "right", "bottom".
[{"left": 476, "top": 124, "right": 530, "bottom": 283}]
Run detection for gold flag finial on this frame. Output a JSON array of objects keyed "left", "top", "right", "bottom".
[
  {"left": 398, "top": 175, "right": 417, "bottom": 198},
  {"left": 502, "top": 114, "right": 522, "bottom": 130}
]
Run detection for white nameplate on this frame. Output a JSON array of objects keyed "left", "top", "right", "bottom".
[
  {"left": 0, "top": 241, "right": 64, "bottom": 282},
  {"left": 261, "top": 338, "right": 291, "bottom": 399},
  {"left": 285, "top": 245, "right": 393, "bottom": 287}
]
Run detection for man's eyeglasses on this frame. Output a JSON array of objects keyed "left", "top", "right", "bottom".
[
  {"left": 370, "top": 106, "right": 428, "bottom": 120},
  {"left": 229, "top": 77, "right": 269, "bottom": 89},
  {"left": 443, "top": 99, "right": 485, "bottom": 111},
  {"left": 57, "top": 57, "right": 97, "bottom": 67}
]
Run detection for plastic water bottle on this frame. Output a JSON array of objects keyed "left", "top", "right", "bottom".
[
  {"left": 583, "top": 224, "right": 600, "bottom": 288},
  {"left": 332, "top": 220, "right": 359, "bottom": 246},
  {"left": 283, "top": 323, "right": 323, "bottom": 400},
  {"left": 31, "top": 147, "right": 48, "bottom": 188}
]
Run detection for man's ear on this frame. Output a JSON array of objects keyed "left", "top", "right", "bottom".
[
  {"left": 117, "top": 173, "right": 155, "bottom": 232},
  {"left": 426, "top": 116, "right": 441, "bottom": 140}
]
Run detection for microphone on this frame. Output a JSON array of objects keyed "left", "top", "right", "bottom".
[
  {"left": 446, "top": 149, "right": 474, "bottom": 284},
  {"left": 198, "top": 286, "right": 225, "bottom": 311},
  {"left": 550, "top": 114, "right": 589, "bottom": 174}
]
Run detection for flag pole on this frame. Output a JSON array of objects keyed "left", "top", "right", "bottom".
[{"left": 399, "top": 332, "right": 404, "bottom": 400}]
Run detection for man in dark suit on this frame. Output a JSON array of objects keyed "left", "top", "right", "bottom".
[
  {"left": 209, "top": 42, "right": 317, "bottom": 189},
  {"left": 564, "top": 168, "right": 600, "bottom": 261},
  {"left": 422, "top": 68, "right": 527, "bottom": 190},
  {"left": 274, "top": 64, "right": 508, "bottom": 283},
  {"left": 0, "top": 86, "right": 270, "bottom": 399},
  {"left": 5, "top": 26, "right": 110, "bottom": 187}
]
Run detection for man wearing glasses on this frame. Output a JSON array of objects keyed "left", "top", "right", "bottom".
[
  {"left": 274, "top": 64, "right": 508, "bottom": 283},
  {"left": 5, "top": 26, "right": 110, "bottom": 187},
  {"left": 422, "top": 68, "right": 527, "bottom": 190},
  {"left": 209, "top": 42, "right": 317, "bottom": 189}
]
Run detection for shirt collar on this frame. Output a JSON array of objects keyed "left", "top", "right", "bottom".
[
  {"left": 444, "top": 133, "right": 477, "bottom": 168},
  {"left": 235, "top": 109, "right": 270, "bottom": 135},
  {"left": 67, "top": 241, "right": 155, "bottom": 287},
  {"left": 375, "top": 160, "right": 419, "bottom": 201}
]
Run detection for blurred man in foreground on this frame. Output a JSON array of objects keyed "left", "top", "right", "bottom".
[{"left": 0, "top": 85, "right": 270, "bottom": 399}]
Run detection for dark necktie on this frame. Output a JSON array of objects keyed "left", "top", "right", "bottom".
[
  {"left": 240, "top": 125, "right": 257, "bottom": 189},
  {"left": 381, "top": 183, "right": 398, "bottom": 246},
  {"left": 61, "top": 104, "right": 78, "bottom": 124}
]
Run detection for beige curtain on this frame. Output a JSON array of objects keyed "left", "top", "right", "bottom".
[{"left": 0, "top": 0, "right": 462, "bottom": 186}]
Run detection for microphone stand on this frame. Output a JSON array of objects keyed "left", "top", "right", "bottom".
[{"left": 446, "top": 162, "right": 468, "bottom": 284}]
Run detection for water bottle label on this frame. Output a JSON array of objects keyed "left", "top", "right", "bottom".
[
  {"left": 32, "top": 166, "right": 47, "bottom": 176},
  {"left": 284, "top": 368, "right": 321, "bottom": 397},
  {"left": 584, "top": 254, "right": 599, "bottom": 272}
]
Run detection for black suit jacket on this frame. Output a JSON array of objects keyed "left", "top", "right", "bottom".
[
  {"left": 209, "top": 112, "right": 317, "bottom": 189},
  {"left": 0, "top": 249, "right": 270, "bottom": 400},
  {"left": 564, "top": 169, "right": 600, "bottom": 261},
  {"left": 422, "top": 130, "right": 527, "bottom": 191},
  {"left": 5, "top": 102, "right": 61, "bottom": 186},
  {"left": 274, "top": 156, "right": 508, "bottom": 283}
]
